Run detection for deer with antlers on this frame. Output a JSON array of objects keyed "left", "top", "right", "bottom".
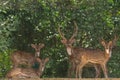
[
  {"left": 75, "top": 36, "right": 118, "bottom": 78},
  {"left": 58, "top": 21, "right": 101, "bottom": 78},
  {"left": 6, "top": 57, "right": 49, "bottom": 79},
  {"left": 11, "top": 43, "right": 45, "bottom": 68}
]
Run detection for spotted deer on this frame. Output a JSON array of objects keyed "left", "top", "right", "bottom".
[
  {"left": 58, "top": 21, "right": 101, "bottom": 78},
  {"left": 6, "top": 57, "right": 49, "bottom": 79},
  {"left": 11, "top": 43, "right": 44, "bottom": 68},
  {"left": 76, "top": 36, "right": 118, "bottom": 78}
]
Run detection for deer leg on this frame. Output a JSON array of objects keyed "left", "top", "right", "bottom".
[
  {"left": 72, "top": 62, "right": 76, "bottom": 77},
  {"left": 78, "top": 63, "right": 86, "bottom": 78},
  {"left": 18, "top": 72, "right": 31, "bottom": 78},
  {"left": 20, "top": 72, "right": 30, "bottom": 77},
  {"left": 101, "top": 64, "right": 108, "bottom": 78},
  {"left": 67, "top": 65, "right": 72, "bottom": 77},
  {"left": 67, "top": 62, "right": 71, "bottom": 77},
  {"left": 67, "top": 62, "right": 74, "bottom": 77},
  {"left": 94, "top": 64, "right": 101, "bottom": 78},
  {"left": 76, "top": 60, "right": 87, "bottom": 78},
  {"left": 78, "top": 68, "right": 83, "bottom": 78},
  {"left": 76, "top": 64, "right": 79, "bottom": 78}
]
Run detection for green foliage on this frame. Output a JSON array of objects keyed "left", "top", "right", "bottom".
[
  {"left": 0, "top": 49, "right": 13, "bottom": 77},
  {"left": 0, "top": 0, "right": 120, "bottom": 78}
]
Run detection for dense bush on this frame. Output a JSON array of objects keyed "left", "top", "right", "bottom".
[{"left": 0, "top": 0, "right": 120, "bottom": 78}]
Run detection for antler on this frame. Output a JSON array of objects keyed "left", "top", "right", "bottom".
[
  {"left": 70, "top": 21, "right": 78, "bottom": 40},
  {"left": 112, "top": 35, "right": 119, "bottom": 46},
  {"left": 58, "top": 25, "right": 67, "bottom": 40}
]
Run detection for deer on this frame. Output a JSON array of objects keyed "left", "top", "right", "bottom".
[
  {"left": 58, "top": 21, "right": 101, "bottom": 78},
  {"left": 75, "top": 36, "right": 118, "bottom": 78},
  {"left": 6, "top": 57, "right": 49, "bottom": 79},
  {"left": 10, "top": 43, "right": 45, "bottom": 68}
]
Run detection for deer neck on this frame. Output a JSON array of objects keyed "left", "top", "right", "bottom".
[
  {"left": 66, "top": 46, "right": 73, "bottom": 56},
  {"left": 108, "top": 51, "right": 112, "bottom": 57},
  {"left": 105, "top": 49, "right": 112, "bottom": 58}
]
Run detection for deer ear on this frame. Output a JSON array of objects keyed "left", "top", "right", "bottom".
[
  {"left": 101, "top": 40, "right": 106, "bottom": 47},
  {"left": 36, "top": 58, "right": 42, "bottom": 63},
  {"left": 31, "top": 44, "right": 36, "bottom": 48},
  {"left": 44, "top": 57, "right": 49, "bottom": 63},
  {"left": 112, "top": 35, "right": 119, "bottom": 47},
  {"left": 109, "top": 41, "right": 113, "bottom": 48}
]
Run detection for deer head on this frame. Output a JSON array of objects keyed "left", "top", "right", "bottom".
[
  {"left": 36, "top": 57, "right": 49, "bottom": 76},
  {"left": 100, "top": 35, "right": 118, "bottom": 57},
  {"left": 31, "top": 43, "right": 45, "bottom": 57},
  {"left": 58, "top": 21, "right": 78, "bottom": 48}
]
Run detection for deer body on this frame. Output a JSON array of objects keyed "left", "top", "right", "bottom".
[
  {"left": 76, "top": 48, "right": 109, "bottom": 78},
  {"left": 11, "top": 43, "right": 44, "bottom": 68},
  {"left": 76, "top": 36, "right": 118, "bottom": 78},
  {"left": 58, "top": 21, "right": 101, "bottom": 78},
  {"left": 68, "top": 47, "right": 101, "bottom": 77},
  {"left": 11, "top": 51, "right": 35, "bottom": 67},
  {"left": 84, "top": 50, "right": 109, "bottom": 63},
  {"left": 6, "top": 58, "right": 49, "bottom": 79},
  {"left": 6, "top": 67, "right": 39, "bottom": 79}
]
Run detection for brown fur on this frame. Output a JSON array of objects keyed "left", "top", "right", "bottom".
[
  {"left": 76, "top": 37, "right": 118, "bottom": 78},
  {"left": 10, "top": 43, "right": 44, "bottom": 68},
  {"left": 58, "top": 21, "right": 101, "bottom": 78},
  {"left": 6, "top": 58, "right": 49, "bottom": 79}
]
